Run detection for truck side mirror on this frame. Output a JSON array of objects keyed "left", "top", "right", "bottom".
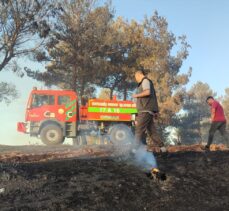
[{"left": 27, "top": 106, "right": 32, "bottom": 110}]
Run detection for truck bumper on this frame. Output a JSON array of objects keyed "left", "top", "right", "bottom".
[{"left": 17, "top": 122, "right": 27, "bottom": 133}]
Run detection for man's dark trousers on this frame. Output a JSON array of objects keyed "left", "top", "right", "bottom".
[
  {"left": 208, "top": 121, "right": 229, "bottom": 147},
  {"left": 135, "top": 112, "right": 163, "bottom": 146}
]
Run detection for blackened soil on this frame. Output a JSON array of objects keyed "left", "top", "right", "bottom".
[{"left": 0, "top": 151, "right": 229, "bottom": 211}]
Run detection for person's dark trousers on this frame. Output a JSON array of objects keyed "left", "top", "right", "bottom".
[
  {"left": 207, "top": 121, "right": 229, "bottom": 147},
  {"left": 135, "top": 112, "right": 163, "bottom": 146}
]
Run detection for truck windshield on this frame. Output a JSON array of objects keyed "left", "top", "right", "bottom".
[{"left": 31, "top": 94, "right": 55, "bottom": 108}]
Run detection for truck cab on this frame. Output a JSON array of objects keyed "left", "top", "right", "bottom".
[{"left": 18, "top": 88, "right": 78, "bottom": 145}]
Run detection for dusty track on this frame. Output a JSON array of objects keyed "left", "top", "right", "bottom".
[{"left": 0, "top": 144, "right": 226, "bottom": 163}]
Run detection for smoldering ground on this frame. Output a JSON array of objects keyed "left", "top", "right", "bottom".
[
  {"left": 0, "top": 126, "right": 229, "bottom": 210},
  {"left": 0, "top": 146, "right": 229, "bottom": 210}
]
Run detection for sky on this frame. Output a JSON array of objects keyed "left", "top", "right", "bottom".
[{"left": 1, "top": 0, "right": 229, "bottom": 145}]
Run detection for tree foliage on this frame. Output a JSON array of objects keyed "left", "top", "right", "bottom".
[
  {"left": 98, "top": 88, "right": 111, "bottom": 100},
  {"left": 0, "top": 0, "right": 58, "bottom": 104},
  {"left": 0, "top": 81, "right": 19, "bottom": 104},
  {"left": 135, "top": 12, "right": 191, "bottom": 136},
  {"left": 175, "top": 82, "right": 215, "bottom": 144},
  {"left": 0, "top": 0, "right": 56, "bottom": 72},
  {"left": 25, "top": 0, "right": 114, "bottom": 99}
]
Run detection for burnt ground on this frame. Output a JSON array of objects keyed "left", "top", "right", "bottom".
[{"left": 0, "top": 145, "right": 229, "bottom": 211}]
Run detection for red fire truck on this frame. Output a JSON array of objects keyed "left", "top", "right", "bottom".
[{"left": 17, "top": 88, "right": 137, "bottom": 145}]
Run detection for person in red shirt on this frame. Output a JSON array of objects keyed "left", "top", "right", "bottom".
[{"left": 205, "top": 96, "right": 229, "bottom": 149}]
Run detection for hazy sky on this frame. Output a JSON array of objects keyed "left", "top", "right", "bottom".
[{"left": 1, "top": 0, "right": 229, "bottom": 145}]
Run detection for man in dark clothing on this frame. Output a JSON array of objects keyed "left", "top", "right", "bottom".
[
  {"left": 132, "top": 70, "right": 165, "bottom": 149},
  {"left": 205, "top": 96, "right": 229, "bottom": 150}
]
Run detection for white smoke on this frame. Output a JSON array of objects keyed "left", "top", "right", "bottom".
[
  {"left": 110, "top": 127, "right": 158, "bottom": 171},
  {"left": 133, "top": 145, "right": 158, "bottom": 170}
]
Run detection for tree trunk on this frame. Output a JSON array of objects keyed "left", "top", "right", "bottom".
[
  {"left": 198, "top": 116, "right": 203, "bottom": 144},
  {"left": 123, "top": 85, "right": 127, "bottom": 100},
  {"left": 80, "top": 78, "right": 86, "bottom": 102},
  {"left": 0, "top": 54, "right": 13, "bottom": 72},
  {"left": 110, "top": 88, "right": 113, "bottom": 100},
  {"left": 72, "top": 65, "right": 78, "bottom": 91}
]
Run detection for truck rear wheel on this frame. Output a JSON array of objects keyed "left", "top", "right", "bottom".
[
  {"left": 109, "top": 124, "right": 134, "bottom": 145},
  {"left": 40, "top": 124, "right": 64, "bottom": 145}
]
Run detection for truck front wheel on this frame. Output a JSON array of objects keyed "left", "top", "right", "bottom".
[{"left": 40, "top": 125, "right": 64, "bottom": 145}]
